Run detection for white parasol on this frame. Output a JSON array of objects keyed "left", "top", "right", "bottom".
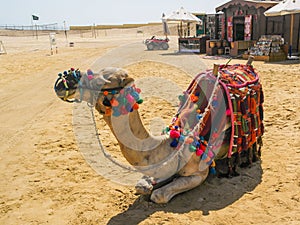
[
  {"left": 264, "top": 0, "right": 300, "bottom": 55},
  {"left": 165, "top": 7, "right": 202, "bottom": 37},
  {"left": 162, "top": 13, "right": 171, "bottom": 38}
]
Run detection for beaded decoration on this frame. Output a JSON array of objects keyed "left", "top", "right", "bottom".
[
  {"left": 162, "top": 90, "right": 218, "bottom": 174},
  {"left": 101, "top": 85, "right": 143, "bottom": 117}
]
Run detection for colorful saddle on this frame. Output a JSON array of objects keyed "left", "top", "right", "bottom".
[{"left": 165, "top": 63, "right": 264, "bottom": 176}]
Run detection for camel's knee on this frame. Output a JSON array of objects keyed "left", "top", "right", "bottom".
[{"left": 135, "top": 176, "right": 154, "bottom": 195}]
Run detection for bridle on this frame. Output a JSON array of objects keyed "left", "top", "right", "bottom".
[
  {"left": 54, "top": 68, "right": 82, "bottom": 103},
  {"left": 54, "top": 68, "right": 142, "bottom": 116},
  {"left": 54, "top": 68, "right": 120, "bottom": 103}
]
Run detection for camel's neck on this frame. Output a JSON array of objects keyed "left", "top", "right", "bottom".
[{"left": 102, "top": 110, "right": 172, "bottom": 167}]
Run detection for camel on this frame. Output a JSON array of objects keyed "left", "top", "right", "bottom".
[{"left": 54, "top": 59, "right": 264, "bottom": 203}]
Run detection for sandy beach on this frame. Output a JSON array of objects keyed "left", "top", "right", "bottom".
[{"left": 0, "top": 28, "right": 299, "bottom": 225}]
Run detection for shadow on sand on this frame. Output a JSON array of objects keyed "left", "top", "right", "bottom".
[
  {"left": 265, "top": 59, "right": 300, "bottom": 65},
  {"left": 107, "top": 161, "right": 263, "bottom": 225}
]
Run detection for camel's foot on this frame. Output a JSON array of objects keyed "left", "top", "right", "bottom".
[
  {"left": 150, "top": 185, "right": 177, "bottom": 204},
  {"left": 150, "top": 170, "right": 209, "bottom": 204},
  {"left": 218, "top": 165, "right": 240, "bottom": 178},
  {"left": 135, "top": 176, "right": 154, "bottom": 195}
]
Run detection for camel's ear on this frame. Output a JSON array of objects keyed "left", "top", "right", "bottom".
[
  {"left": 89, "top": 68, "right": 116, "bottom": 89},
  {"left": 92, "top": 67, "right": 124, "bottom": 86},
  {"left": 114, "top": 68, "right": 129, "bottom": 80},
  {"left": 89, "top": 67, "right": 130, "bottom": 89},
  {"left": 87, "top": 75, "right": 106, "bottom": 90},
  {"left": 94, "top": 73, "right": 111, "bottom": 85}
]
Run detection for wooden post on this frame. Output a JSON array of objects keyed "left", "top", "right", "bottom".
[
  {"left": 213, "top": 64, "right": 219, "bottom": 76},
  {"left": 290, "top": 14, "right": 294, "bottom": 47},
  {"left": 247, "top": 55, "right": 254, "bottom": 65},
  {"left": 0, "top": 41, "right": 7, "bottom": 54},
  {"left": 289, "top": 14, "right": 294, "bottom": 55}
]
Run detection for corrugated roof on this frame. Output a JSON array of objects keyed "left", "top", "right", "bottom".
[{"left": 216, "top": 0, "right": 281, "bottom": 12}]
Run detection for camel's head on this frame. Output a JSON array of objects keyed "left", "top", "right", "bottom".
[{"left": 54, "top": 67, "right": 142, "bottom": 115}]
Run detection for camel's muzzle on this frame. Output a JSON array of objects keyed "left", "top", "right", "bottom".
[{"left": 54, "top": 69, "right": 81, "bottom": 103}]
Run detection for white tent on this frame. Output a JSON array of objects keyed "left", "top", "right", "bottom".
[
  {"left": 165, "top": 7, "right": 202, "bottom": 37},
  {"left": 264, "top": 0, "right": 300, "bottom": 16},
  {"left": 166, "top": 7, "right": 202, "bottom": 23},
  {"left": 162, "top": 13, "right": 171, "bottom": 37},
  {"left": 264, "top": 0, "right": 300, "bottom": 55}
]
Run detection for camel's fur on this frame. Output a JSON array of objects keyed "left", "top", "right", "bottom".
[
  {"left": 55, "top": 56, "right": 261, "bottom": 203},
  {"left": 70, "top": 67, "right": 230, "bottom": 203}
]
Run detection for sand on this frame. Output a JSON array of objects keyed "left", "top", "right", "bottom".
[{"left": 0, "top": 28, "right": 299, "bottom": 225}]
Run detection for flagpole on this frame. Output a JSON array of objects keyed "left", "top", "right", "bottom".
[
  {"left": 63, "top": 21, "right": 68, "bottom": 46},
  {"left": 32, "top": 15, "right": 39, "bottom": 40},
  {"left": 35, "top": 23, "right": 38, "bottom": 40},
  {"left": 31, "top": 16, "right": 34, "bottom": 38}
]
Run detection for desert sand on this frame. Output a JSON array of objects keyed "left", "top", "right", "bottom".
[{"left": 0, "top": 27, "right": 299, "bottom": 225}]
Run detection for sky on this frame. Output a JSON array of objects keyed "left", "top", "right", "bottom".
[{"left": 0, "top": 0, "right": 228, "bottom": 27}]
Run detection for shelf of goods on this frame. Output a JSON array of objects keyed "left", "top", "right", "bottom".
[
  {"left": 243, "top": 35, "right": 287, "bottom": 62},
  {"left": 178, "top": 37, "right": 209, "bottom": 54},
  {"left": 206, "top": 39, "right": 229, "bottom": 56}
]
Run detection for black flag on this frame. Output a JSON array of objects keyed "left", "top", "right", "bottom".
[{"left": 32, "top": 15, "right": 39, "bottom": 20}]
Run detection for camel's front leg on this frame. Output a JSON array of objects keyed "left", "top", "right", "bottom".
[{"left": 150, "top": 168, "right": 209, "bottom": 204}]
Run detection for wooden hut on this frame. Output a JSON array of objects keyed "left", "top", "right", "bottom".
[{"left": 214, "top": 0, "right": 282, "bottom": 56}]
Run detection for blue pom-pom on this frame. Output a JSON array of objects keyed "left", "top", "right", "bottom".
[
  {"left": 206, "top": 159, "right": 213, "bottom": 165},
  {"left": 112, "top": 108, "right": 121, "bottom": 117},
  {"left": 125, "top": 103, "right": 132, "bottom": 112},
  {"left": 209, "top": 167, "right": 216, "bottom": 175},
  {"left": 179, "top": 135, "right": 185, "bottom": 142},
  {"left": 201, "top": 153, "right": 207, "bottom": 160},
  {"left": 131, "top": 91, "right": 139, "bottom": 100},
  {"left": 170, "top": 139, "right": 178, "bottom": 147},
  {"left": 196, "top": 114, "right": 202, "bottom": 120},
  {"left": 212, "top": 100, "right": 218, "bottom": 108}
]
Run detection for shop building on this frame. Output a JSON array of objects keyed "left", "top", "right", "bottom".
[{"left": 210, "top": 0, "right": 300, "bottom": 56}]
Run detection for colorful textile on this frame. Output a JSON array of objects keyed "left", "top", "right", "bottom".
[
  {"left": 218, "top": 64, "right": 264, "bottom": 157},
  {"left": 165, "top": 63, "right": 264, "bottom": 174}
]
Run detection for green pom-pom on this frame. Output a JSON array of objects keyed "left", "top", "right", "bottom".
[
  {"left": 137, "top": 99, "right": 143, "bottom": 104},
  {"left": 189, "top": 145, "right": 196, "bottom": 152}
]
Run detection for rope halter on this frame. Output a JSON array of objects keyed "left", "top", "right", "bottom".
[
  {"left": 54, "top": 68, "right": 81, "bottom": 103},
  {"left": 54, "top": 68, "right": 143, "bottom": 116}
]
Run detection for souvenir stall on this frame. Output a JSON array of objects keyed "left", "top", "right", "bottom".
[
  {"left": 243, "top": 35, "right": 287, "bottom": 62},
  {"left": 264, "top": 0, "right": 300, "bottom": 56},
  {"left": 165, "top": 7, "right": 206, "bottom": 53},
  {"left": 214, "top": 0, "right": 279, "bottom": 57}
]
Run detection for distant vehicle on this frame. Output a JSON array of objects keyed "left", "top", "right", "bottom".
[{"left": 144, "top": 36, "right": 169, "bottom": 50}]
